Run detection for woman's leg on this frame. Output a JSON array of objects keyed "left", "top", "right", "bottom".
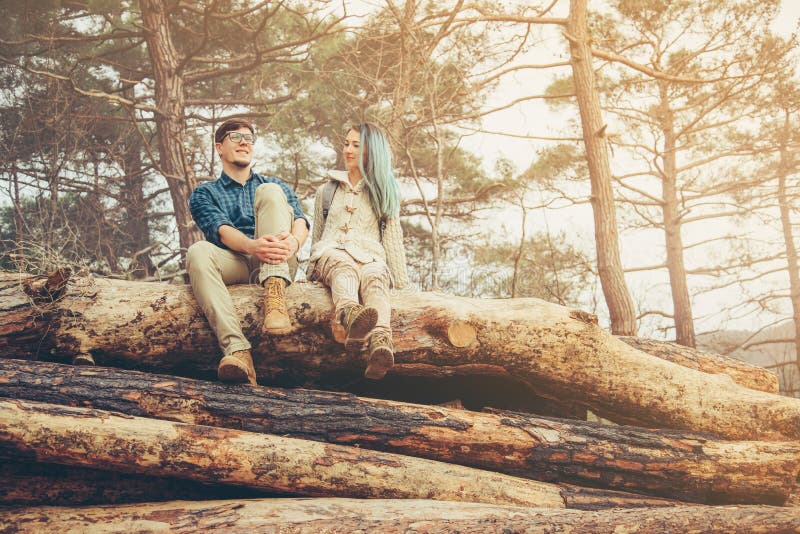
[
  {"left": 317, "top": 249, "right": 360, "bottom": 315},
  {"left": 317, "top": 249, "right": 378, "bottom": 351},
  {"left": 359, "top": 260, "right": 392, "bottom": 335},
  {"left": 360, "top": 261, "right": 394, "bottom": 379}
]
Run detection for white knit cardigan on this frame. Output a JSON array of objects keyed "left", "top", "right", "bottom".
[{"left": 307, "top": 170, "right": 409, "bottom": 289}]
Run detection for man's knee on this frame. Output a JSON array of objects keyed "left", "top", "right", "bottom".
[
  {"left": 255, "top": 183, "right": 288, "bottom": 209},
  {"left": 186, "top": 241, "right": 219, "bottom": 276}
]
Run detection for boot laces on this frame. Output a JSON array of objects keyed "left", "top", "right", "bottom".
[
  {"left": 342, "top": 304, "right": 362, "bottom": 328},
  {"left": 370, "top": 331, "right": 392, "bottom": 348},
  {"left": 265, "top": 280, "right": 285, "bottom": 310}
]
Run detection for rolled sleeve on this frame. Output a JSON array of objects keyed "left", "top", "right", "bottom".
[{"left": 190, "top": 186, "right": 233, "bottom": 247}]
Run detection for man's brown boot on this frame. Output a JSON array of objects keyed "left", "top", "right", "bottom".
[
  {"left": 263, "top": 277, "right": 292, "bottom": 334},
  {"left": 365, "top": 331, "right": 394, "bottom": 380},
  {"left": 340, "top": 304, "right": 378, "bottom": 353},
  {"left": 218, "top": 349, "right": 257, "bottom": 385}
]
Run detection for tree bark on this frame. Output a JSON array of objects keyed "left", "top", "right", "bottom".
[
  {"left": 0, "top": 273, "right": 792, "bottom": 441},
  {"left": 778, "top": 109, "right": 800, "bottom": 377},
  {"left": 119, "top": 120, "right": 157, "bottom": 279},
  {"left": 3, "top": 498, "right": 799, "bottom": 534},
  {"left": 140, "top": 0, "right": 202, "bottom": 253},
  {"left": 0, "top": 461, "right": 269, "bottom": 506},
  {"left": 2, "top": 397, "right": 666, "bottom": 510},
  {"left": 656, "top": 80, "right": 695, "bottom": 347},
  {"left": 0, "top": 461, "right": 666, "bottom": 511},
  {"left": 567, "top": 0, "right": 637, "bottom": 336},
  {"left": 618, "top": 336, "right": 777, "bottom": 394},
  {"left": 1, "top": 359, "right": 796, "bottom": 505},
  {"left": 511, "top": 202, "right": 527, "bottom": 298}
]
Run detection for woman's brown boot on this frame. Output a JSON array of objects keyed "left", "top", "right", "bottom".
[{"left": 365, "top": 331, "right": 394, "bottom": 380}]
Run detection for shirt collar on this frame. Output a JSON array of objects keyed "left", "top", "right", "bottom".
[
  {"left": 219, "top": 170, "right": 254, "bottom": 188},
  {"left": 328, "top": 169, "right": 369, "bottom": 192}
]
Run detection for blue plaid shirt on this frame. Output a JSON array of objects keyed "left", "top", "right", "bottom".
[{"left": 190, "top": 171, "right": 308, "bottom": 249}]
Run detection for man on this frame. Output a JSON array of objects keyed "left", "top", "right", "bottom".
[{"left": 187, "top": 118, "right": 309, "bottom": 385}]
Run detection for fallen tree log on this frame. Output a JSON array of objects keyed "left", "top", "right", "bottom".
[
  {"left": 0, "top": 461, "right": 270, "bottom": 506},
  {"left": 618, "top": 336, "right": 778, "bottom": 394},
  {"left": 0, "top": 461, "right": 660, "bottom": 512},
  {"left": 1, "top": 271, "right": 775, "bottom": 393},
  {"left": 3, "top": 498, "right": 799, "bottom": 534},
  {"left": 0, "top": 398, "right": 676, "bottom": 510},
  {"left": 1, "top": 359, "right": 796, "bottom": 505},
  {"left": 0, "top": 272, "right": 790, "bottom": 440}
]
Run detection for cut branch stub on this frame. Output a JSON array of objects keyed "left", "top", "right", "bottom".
[{"left": 447, "top": 320, "right": 477, "bottom": 347}]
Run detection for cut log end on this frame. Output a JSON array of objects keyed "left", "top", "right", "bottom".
[
  {"left": 447, "top": 320, "right": 477, "bottom": 348},
  {"left": 71, "top": 353, "right": 95, "bottom": 366}
]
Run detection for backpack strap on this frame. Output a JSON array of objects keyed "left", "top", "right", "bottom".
[
  {"left": 321, "top": 180, "right": 338, "bottom": 230},
  {"left": 379, "top": 216, "right": 387, "bottom": 242}
]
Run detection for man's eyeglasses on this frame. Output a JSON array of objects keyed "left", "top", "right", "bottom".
[{"left": 224, "top": 132, "right": 256, "bottom": 145}]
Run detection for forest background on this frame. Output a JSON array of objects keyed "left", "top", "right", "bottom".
[{"left": 1, "top": 0, "right": 799, "bottom": 394}]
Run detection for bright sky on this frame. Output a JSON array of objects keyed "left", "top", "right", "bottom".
[
  {"left": 454, "top": 0, "right": 800, "bottom": 337},
  {"left": 774, "top": 1, "right": 800, "bottom": 36},
  {"left": 217, "top": 0, "right": 800, "bottom": 338}
]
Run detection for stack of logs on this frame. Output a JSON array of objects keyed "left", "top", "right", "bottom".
[{"left": 1, "top": 269, "right": 800, "bottom": 532}]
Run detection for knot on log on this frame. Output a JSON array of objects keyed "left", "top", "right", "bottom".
[
  {"left": 22, "top": 268, "right": 71, "bottom": 303},
  {"left": 569, "top": 309, "right": 598, "bottom": 325}
]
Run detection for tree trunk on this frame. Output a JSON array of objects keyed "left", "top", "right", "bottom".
[
  {"left": 140, "top": 0, "right": 202, "bottom": 253},
  {"left": 1, "top": 397, "right": 635, "bottom": 510},
  {"left": 657, "top": 80, "right": 695, "bottom": 347},
  {"left": 567, "top": 0, "right": 637, "bottom": 336},
  {"left": 430, "top": 104, "right": 446, "bottom": 291},
  {"left": 0, "top": 272, "right": 791, "bottom": 441},
  {"left": 0, "top": 461, "right": 269, "bottom": 506},
  {"left": 3, "top": 498, "right": 799, "bottom": 534},
  {"left": 511, "top": 202, "right": 527, "bottom": 298},
  {"left": 11, "top": 166, "right": 23, "bottom": 265},
  {"left": 778, "top": 109, "right": 800, "bottom": 377},
  {"left": 1, "top": 359, "right": 796, "bottom": 504},
  {"left": 119, "top": 120, "right": 156, "bottom": 279}
]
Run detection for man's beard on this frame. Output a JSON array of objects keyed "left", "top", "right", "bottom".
[{"left": 232, "top": 159, "right": 250, "bottom": 168}]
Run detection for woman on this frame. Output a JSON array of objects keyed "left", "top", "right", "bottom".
[{"left": 307, "top": 123, "right": 409, "bottom": 379}]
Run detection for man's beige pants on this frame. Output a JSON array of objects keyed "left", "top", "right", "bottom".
[
  {"left": 187, "top": 183, "right": 297, "bottom": 356},
  {"left": 312, "top": 248, "right": 392, "bottom": 337}
]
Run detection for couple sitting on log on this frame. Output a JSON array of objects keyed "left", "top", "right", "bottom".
[{"left": 187, "top": 118, "right": 409, "bottom": 386}]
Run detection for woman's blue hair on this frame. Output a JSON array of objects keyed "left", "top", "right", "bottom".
[{"left": 353, "top": 122, "right": 400, "bottom": 220}]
